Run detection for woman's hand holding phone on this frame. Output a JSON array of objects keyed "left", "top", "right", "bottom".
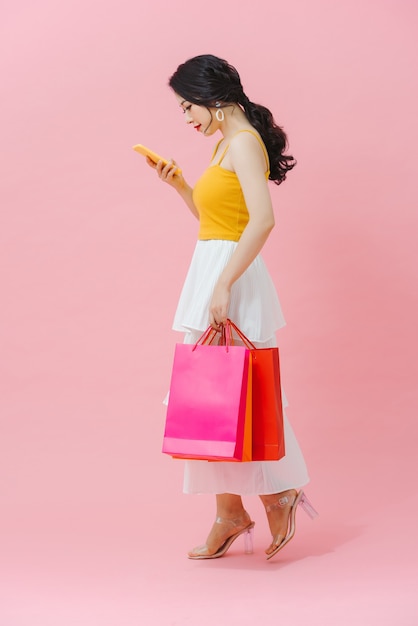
[
  {"left": 133, "top": 143, "right": 185, "bottom": 190},
  {"left": 149, "top": 156, "right": 185, "bottom": 190}
]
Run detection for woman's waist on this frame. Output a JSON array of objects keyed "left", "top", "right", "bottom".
[
  {"left": 197, "top": 221, "right": 247, "bottom": 242},
  {"left": 198, "top": 233, "right": 241, "bottom": 242}
]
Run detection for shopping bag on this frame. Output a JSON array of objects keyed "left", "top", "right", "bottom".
[
  {"left": 162, "top": 326, "right": 252, "bottom": 461},
  {"left": 240, "top": 356, "right": 253, "bottom": 462},
  {"left": 251, "top": 347, "right": 285, "bottom": 460},
  {"left": 225, "top": 321, "right": 285, "bottom": 461}
]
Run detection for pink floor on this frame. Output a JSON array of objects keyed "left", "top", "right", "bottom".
[{"left": 1, "top": 365, "right": 417, "bottom": 625}]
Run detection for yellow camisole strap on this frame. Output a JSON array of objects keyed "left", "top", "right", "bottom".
[{"left": 214, "top": 129, "right": 270, "bottom": 175}]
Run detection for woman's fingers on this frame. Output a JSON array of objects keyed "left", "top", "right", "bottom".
[
  {"left": 151, "top": 159, "right": 184, "bottom": 190},
  {"left": 157, "top": 159, "right": 177, "bottom": 180},
  {"left": 209, "top": 308, "right": 228, "bottom": 328},
  {"left": 145, "top": 156, "right": 157, "bottom": 169},
  {"left": 209, "top": 282, "right": 230, "bottom": 328},
  {"left": 144, "top": 154, "right": 180, "bottom": 183}
]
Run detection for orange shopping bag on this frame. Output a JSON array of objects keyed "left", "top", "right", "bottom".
[{"left": 225, "top": 320, "right": 285, "bottom": 461}]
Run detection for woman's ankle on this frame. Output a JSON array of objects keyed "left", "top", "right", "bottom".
[
  {"left": 215, "top": 493, "right": 246, "bottom": 519},
  {"left": 259, "top": 489, "right": 297, "bottom": 509}
]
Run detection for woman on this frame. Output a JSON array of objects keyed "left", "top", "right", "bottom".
[{"left": 148, "top": 54, "right": 316, "bottom": 560}]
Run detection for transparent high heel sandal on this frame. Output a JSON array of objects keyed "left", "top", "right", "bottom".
[
  {"left": 265, "top": 490, "right": 318, "bottom": 561},
  {"left": 188, "top": 513, "right": 255, "bottom": 560}
]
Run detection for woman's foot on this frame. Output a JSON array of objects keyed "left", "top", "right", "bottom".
[
  {"left": 188, "top": 510, "right": 254, "bottom": 559},
  {"left": 261, "top": 490, "right": 318, "bottom": 560},
  {"left": 261, "top": 489, "right": 298, "bottom": 556}
]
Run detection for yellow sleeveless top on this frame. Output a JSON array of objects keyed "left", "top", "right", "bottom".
[{"left": 193, "top": 129, "right": 270, "bottom": 241}]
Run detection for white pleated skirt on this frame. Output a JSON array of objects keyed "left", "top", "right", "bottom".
[{"left": 171, "top": 239, "right": 310, "bottom": 496}]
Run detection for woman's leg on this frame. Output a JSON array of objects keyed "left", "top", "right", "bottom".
[{"left": 188, "top": 493, "right": 252, "bottom": 558}]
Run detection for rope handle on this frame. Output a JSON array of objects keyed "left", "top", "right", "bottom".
[
  {"left": 220, "top": 319, "right": 257, "bottom": 350},
  {"left": 192, "top": 326, "right": 220, "bottom": 351},
  {"left": 192, "top": 320, "right": 256, "bottom": 352}
]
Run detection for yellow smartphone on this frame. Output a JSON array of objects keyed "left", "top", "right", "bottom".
[{"left": 132, "top": 144, "right": 182, "bottom": 175}]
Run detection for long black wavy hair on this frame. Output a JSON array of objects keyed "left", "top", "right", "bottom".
[{"left": 168, "top": 54, "right": 296, "bottom": 185}]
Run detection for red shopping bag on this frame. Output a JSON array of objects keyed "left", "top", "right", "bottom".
[
  {"left": 225, "top": 321, "right": 285, "bottom": 461},
  {"left": 163, "top": 326, "right": 252, "bottom": 461}
]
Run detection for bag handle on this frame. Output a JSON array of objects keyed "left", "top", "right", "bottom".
[
  {"left": 221, "top": 319, "right": 257, "bottom": 350},
  {"left": 192, "top": 320, "right": 256, "bottom": 352},
  {"left": 192, "top": 326, "right": 220, "bottom": 351}
]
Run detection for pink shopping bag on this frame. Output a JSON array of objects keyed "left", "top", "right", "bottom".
[{"left": 162, "top": 327, "right": 251, "bottom": 461}]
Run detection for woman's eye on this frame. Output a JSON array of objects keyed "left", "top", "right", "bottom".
[{"left": 182, "top": 105, "right": 192, "bottom": 114}]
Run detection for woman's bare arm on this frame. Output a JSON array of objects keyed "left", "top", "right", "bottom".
[{"left": 209, "top": 132, "right": 275, "bottom": 326}]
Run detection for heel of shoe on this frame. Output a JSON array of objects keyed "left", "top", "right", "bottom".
[
  {"left": 243, "top": 525, "right": 254, "bottom": 554},
  {"left": 299, "top": 492, "right": 318, "bottom": 519}
]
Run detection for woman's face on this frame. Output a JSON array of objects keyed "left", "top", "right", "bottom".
[{"left": 175, "top": 93, "right": 218, "bottom": 136}]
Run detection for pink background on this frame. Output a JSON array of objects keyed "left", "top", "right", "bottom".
[{"left": 1, "top": 1, "right": 417, "bottom": 624}]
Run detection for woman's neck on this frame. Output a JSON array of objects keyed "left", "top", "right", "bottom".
[{"left": 219, "top": 106, "right": 253, "bottom": 141}]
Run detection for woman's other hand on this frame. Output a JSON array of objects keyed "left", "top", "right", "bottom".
[{"left": 209, "top": 280, "right": 231, "bottom": 329}]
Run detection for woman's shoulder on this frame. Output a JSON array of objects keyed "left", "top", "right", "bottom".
[
  {"left": 230, "top": 126, "right": 262, "bottom": 143},
  {"left": 229, "top": 128, "right": 269, "bottom": 171},
  {"left": 229, "top": 127, "right": 266, "bottom": 154}
]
